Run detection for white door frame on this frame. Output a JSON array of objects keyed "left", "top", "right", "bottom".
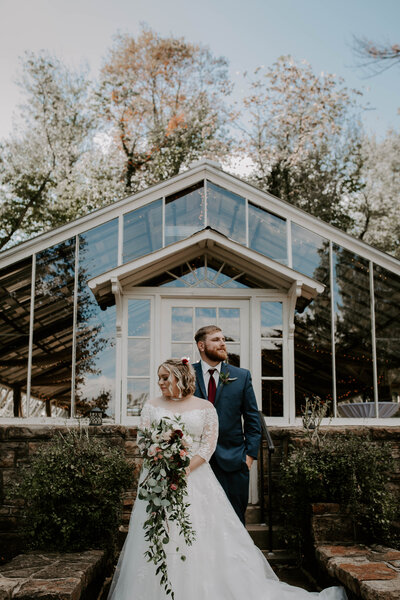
[{"left": 120, "top": 288, "right": 290, "bottom": 425}]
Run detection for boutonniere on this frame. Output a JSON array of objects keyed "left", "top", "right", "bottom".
[{"left": 219, "top": 371, "right": 238, "bottom": 385}]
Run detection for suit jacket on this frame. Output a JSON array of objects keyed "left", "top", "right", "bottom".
[{"left": 193, "top": 361, "right": 261, "bottom": 472}]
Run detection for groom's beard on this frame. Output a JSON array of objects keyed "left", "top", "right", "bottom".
[{"left": 204, "top": 344, "right": 228, "bottom": 363}]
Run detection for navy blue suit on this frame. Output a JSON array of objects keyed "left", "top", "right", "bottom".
[{"left": 193, "top": 361, "right": 261, "bottom": 524}]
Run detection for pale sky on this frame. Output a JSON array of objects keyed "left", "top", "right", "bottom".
[{"left": 0, "top": 0, "right": 399, "bottom": 140}]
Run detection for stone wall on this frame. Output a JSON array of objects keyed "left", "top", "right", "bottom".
[{"left": 1, "top": 425, "right": 399, "bottom": 562}]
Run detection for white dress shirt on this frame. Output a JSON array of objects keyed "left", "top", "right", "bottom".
[{"left": 201, "top": 360, "right": 221, "bottom": 398}]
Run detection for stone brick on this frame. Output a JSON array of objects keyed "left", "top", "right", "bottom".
[
  {"left": 311, "top": 503, "right": 340, "bottom": 515},
  {"left": 32, "top": 564, "right": 85, "bottom": 581},
  {"left": 1, "top": 470, "right": 18, "bottom": 487},
  {"left": 28, "top": 442, "right": 46, "bottom": 455},
  {"left": 0, "top": 580, "right": 19, "bottom": 600},
  {"left": 337, "top": 561, "right": 397, "bottom": 581},
  {"left": 311, "top": 513, "right": 354, "bottom": 544},
  {"left": 0, "top": 451, "right": 15, "bottom": 469},
  {"left": 6, "top": 428, "right": 36, "bottom": 441},
  {"left": 13, "top": 578, "right": 82, "bottom": 600},
  {"left": 123, "top": 441, "right": 138, "bottom": 456},
  {"left": 316, "top": 544, "right": 368, "bottom": 565},
  {"left": 360, "top": 576, "right": 400, "bottom": 600},
  {"left": 0, "top": 554, "right": 51, "bottom": 575}
]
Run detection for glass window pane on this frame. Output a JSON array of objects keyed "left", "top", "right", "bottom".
[
  {"left": 142, "top": 256, "right": 254, "bottom": 288},
  {"left": 333, "top": 246, "right": 373, "bottom": 416},
  {"left": 227, "top": 343, "right": 240, "bottom": 367},
  {"left": 294, "top": 250, "right": 332, "bottom": 416},
  {"left": 32, "top": 240, "right": 75, "bottom": 417},
  {"left": 76, "top": 307, "right": 116, "bottom": 418},
  {"left": 79, "top": 219, "right": 118, "bottom": 279},
  {"left": 195, "top": 307, "right": 217, "bottom": 331},
  {"left": 0, "top": 257, "right": 32, "bottom": 417},
  {"left": 127, "top": 379, "right": 149, "bottom": 416},
  {"left": 262, "top": 380, "right": 283, "bottom": 417},
  {"left": 292, "top": 223, "right": 329, "bottom": 279},
  {"left": 172, "top": 307, "right": 193, "bottom": 341},
  {"left": 171, "top": 343, "right": 194, "bottom": 361},
  {"left": 219, "top": 308, "right": 240, "bottom": 342},
  {"left": 128, "top": 300, "right": 150, "bottom": 337},
  {"left": 373, "top": 265, "right": 400, "bottom": 417},
  {"left": 207, "top": 181, "right": 246, "bottom": 244},
  {"left": 165, "top": 183, "right": 205, "bottom": 245},
  {"left": 128, "top": 339, "right": 150, "bottom": 376},
  {"left": 248, "top": 202, "right": 287, "bottom": 263},
  {"left": 262, "top": 340, "right": 282, "bottom": 377},
  {"left": 261, "top": 302, "right": 283, "bottom": 338},
  {"left": 123, "top": 199, "right": 162, "bottom": 263},
  {"left": 77, "top": 221, "right": 118, "bottom": 418}
]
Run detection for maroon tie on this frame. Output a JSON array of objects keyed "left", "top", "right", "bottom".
[{"left": 208, "top": 369, "right": 216, "bottom": 404}]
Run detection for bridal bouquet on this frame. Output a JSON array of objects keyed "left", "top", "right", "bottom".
[{"left": 137, "top": 416, "right": 196, "bottom": 598}]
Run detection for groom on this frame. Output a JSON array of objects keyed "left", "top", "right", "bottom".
[{"left": 193, "top": 325, "right": 261, "bottom": 525}]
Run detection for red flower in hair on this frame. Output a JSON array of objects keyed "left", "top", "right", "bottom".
[{"left": 181, "top": 356, "right": 190, "bottom": 365}]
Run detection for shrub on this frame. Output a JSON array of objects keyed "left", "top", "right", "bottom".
[
  {"left": 278, "top": 433, "right": 399, "bottom": 551},
  {"left": 10, "top": 428, "right": 132, "bottom": 551}
]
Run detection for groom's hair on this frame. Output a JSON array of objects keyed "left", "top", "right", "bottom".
[{"left": 195, "top": 325, "right": 222, "bottom": 344}]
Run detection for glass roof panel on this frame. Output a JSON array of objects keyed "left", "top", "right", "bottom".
[{"left": 207, "top": 181, "right": 246, "bottom": 244}]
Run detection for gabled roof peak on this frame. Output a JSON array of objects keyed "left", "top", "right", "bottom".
[{"left": 188, "top": 158, "right": 222, "bottom": 170}]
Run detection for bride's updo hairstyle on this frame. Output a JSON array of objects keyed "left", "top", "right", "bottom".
[{"left": 158, "top": 358, "right": 196, "bottom": 398}]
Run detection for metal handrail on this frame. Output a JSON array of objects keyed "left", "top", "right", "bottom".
[{"left": 258, "top": 411, "right": 275, "bottom": 553}]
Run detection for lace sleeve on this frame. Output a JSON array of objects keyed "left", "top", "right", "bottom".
[
  {"left": 139, "top": 403, "right": 152, "bottom": 430},
  {"left": 137, "top": 403, "right": 152, "bottom": 455},
  {"left": 197, "top": 407, "right": 219, "bottom": 462}
]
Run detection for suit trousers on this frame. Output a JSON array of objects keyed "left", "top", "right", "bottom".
[{"left": 210, "top": 456, "right": 250, "bottom": 526}]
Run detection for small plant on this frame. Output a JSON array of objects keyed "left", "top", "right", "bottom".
[
  {"left": 10, "top": 427, "right": 132, "bottom": 552},
  {"left": 301, "top": 396, "right": 331, "bottom": 446}
]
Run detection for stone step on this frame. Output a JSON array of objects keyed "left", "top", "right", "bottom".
[
  {"left": 246, "top": 523, "right": 287, "bottom": 551},
  {"left": 262, "top": 549, "right": 298, "bottom": 566},
  {"left": 245, "top": 504, "right": 262, "bottom": 524}
]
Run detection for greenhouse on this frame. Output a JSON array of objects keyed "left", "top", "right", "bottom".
[{"left": 0, "top": 159, "right": 399, "bottom": 425}]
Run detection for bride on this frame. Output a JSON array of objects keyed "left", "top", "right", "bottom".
[{"left": 108, "top": 359, "right": 347, "bottom": 599}]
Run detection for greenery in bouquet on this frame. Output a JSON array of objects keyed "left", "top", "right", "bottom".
[{"left": 137, "top": 416, "right": 196, "bottom": 598}]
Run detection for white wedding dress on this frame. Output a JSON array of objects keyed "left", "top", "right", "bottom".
[{"left": 108, "top": 403, "right": 347, "bottom": 600}]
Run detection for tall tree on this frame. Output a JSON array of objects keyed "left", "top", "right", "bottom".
[
  {"left": 0, "top": 52, "right": 97, "bottom": 250},
  {"left": 96, "top": 27, "right": 232, "bottom": 193},
  {"left": 242, "top": 56, "right": 363, "bottom": 230},
  {"left": 354, "top": 131, "right": 400, "bottom": 258}
]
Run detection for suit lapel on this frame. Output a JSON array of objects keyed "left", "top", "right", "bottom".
[
  {"left": 214, "top": 362, "right": 229, "bottom": 406},
  {"left": 194, "top": 362, "right": 207, "bottom": 399}
]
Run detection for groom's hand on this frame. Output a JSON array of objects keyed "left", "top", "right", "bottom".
[{"left": 245, "top": 455, "right": 254, "bottom": 471}]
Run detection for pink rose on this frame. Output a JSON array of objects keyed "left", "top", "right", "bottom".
[{"left": 170, "top": 483, "right": 178, "bottom": 490}]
